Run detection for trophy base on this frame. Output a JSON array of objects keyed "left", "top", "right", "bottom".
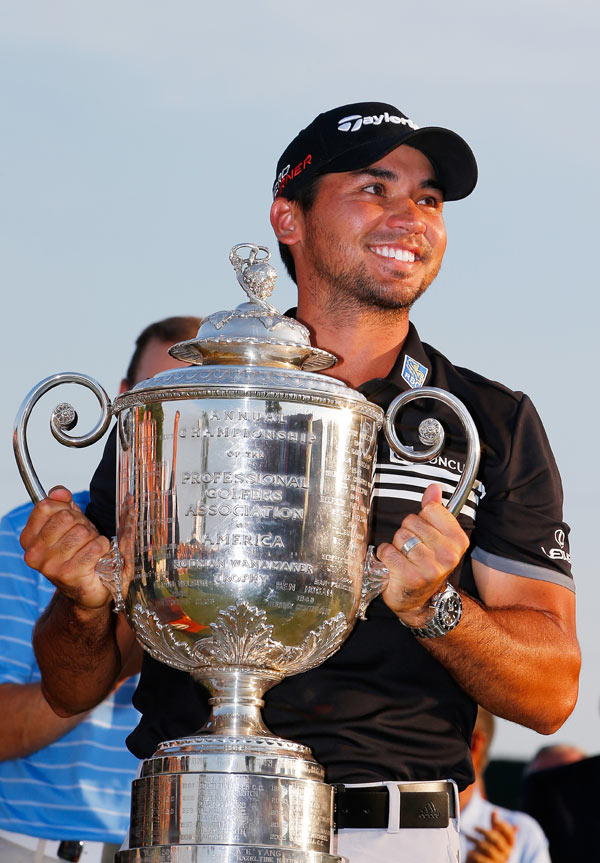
[
  {"left": 125, "top": 735, "right": 341, "bottom": 861},
  {"left": 117, "top": 846, "right": 343, "bottom": 863}
]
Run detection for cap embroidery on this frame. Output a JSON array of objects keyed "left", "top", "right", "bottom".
[
  {"left": 273, "top": 154, "right": 312, "bottom": 198},
  {"left": 337, "top": 112, "right": 419, "bottom": 133}
]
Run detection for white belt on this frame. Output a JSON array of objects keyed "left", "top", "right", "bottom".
[{"left": 0, "top": 829, "right": 113, "bottom": 863}]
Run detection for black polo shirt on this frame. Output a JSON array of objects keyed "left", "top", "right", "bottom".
[{"left": 86, "top": 323, "right": 573, "bottom": 790}]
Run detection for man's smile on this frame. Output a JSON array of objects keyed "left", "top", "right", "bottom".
[{"left": 370, "top": 245, "right": 420, "bottom": 263}]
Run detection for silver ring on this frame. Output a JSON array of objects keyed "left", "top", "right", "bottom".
[{"left": 401, "top": 536, "right": 423, "bottom": 557}]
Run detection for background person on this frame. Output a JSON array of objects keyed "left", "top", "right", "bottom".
[
  {"left": 460, "top": 708, "right": 550, "bottom": 863},
  {"left": 0, "top": 316, "right": 200, "bottom": 863},
  {"left": 521, "top": 738, "right": 596, "bottom": 862},
  {"left": 21, "top": 102, "right": 580, "bottom": 863}
]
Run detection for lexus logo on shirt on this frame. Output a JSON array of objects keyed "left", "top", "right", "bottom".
[{"left": 542, "top": 529, "right": 570, "bottom": 563}]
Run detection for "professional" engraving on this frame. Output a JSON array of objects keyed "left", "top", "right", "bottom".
[{"left": 182, "top": 471, "right": 309, "bottom": 488}]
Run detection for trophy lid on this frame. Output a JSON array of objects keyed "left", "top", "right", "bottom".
[{"left": 168, "top": 244, "right": 337, "bottom": 372}]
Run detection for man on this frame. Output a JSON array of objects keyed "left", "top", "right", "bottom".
[
  {"left": 0, "top": 316, "right": 200, "bottom": 863},
  {"left": 459, "top": 709, "right": 550, "bottom": 863},
  {"left": 20, "top": 103, "right": 580, "bottom": 862},
  {"left": 522, "top": 740, "right": 597, "bottom": 861}
]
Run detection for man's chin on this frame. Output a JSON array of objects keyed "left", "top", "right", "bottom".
[{"left": 354, "top": 280, "right": 429, "bottom": 312}]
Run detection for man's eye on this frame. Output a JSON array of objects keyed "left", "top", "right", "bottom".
[
  {"left": 418, "top": 195, "right": 442, "bottom": 208},
  {"left": 363, "top": 183, "right": 385, "bottom": 196}
]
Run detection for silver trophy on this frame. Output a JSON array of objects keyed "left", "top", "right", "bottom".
[{"left": 14, "top": 244, "right": 480, "bottom": 863}]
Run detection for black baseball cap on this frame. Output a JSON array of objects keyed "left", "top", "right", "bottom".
[{"left": 273, "top": 101, "right": 477, "bottom": 202}]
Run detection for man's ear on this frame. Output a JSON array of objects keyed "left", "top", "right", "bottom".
[{"left": 270, "top": 197, "right": 303, "bottom": 247}]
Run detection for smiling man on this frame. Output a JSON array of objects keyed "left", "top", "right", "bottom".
[
  {"left": 265, "top": 101, "right": 580, "bottom": 861},
  {"left": 22, "top": 102, "right": 580, "bottom": 863}
]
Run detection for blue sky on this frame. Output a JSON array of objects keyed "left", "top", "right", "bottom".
[{"left": 1, "top": 1, "right": 598, "bottom": 760}]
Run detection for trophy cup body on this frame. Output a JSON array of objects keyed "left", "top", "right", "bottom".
[
  {"left": 115, "top": 372, "right": 383, "bottom": 862},
  {"left": 14, "top": 245, "right": 480, "bottom": 863}
]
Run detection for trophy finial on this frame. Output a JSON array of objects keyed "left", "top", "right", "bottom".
[
  {"left": 168, "top": 242, "right": 337, "bottom": 371},
  {"left": 229, "top": 243, "right": 278, "bottom": 311}
]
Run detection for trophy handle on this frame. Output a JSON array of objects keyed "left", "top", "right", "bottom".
[
  {"left": 360, "top": 388, "right": 481, "bottom": 616},
  {"left": 383, "top": 387, "right": 481, "bottom": 517},
  {"left": 13, "top": 372, "right": 112, "bottom": 504},
  {"left": 13, "top": 372, "right": 126, "bottom": 611}
]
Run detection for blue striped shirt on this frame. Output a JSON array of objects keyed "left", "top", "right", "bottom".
[{"left": 0, "top": 494, "right": 140, "bottom": 842}]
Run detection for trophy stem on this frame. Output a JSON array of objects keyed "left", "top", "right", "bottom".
[{"left": 191, "top": 667, "right": 284, "bottom": 738}]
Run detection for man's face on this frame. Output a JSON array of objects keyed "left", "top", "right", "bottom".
[{"left": 296, "top": 145, "right": 447, "bottom": 312}]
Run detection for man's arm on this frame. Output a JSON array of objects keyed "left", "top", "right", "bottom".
[
  {"left": 22, "top": 487, "right": 135, "bottom": 716},
  {"left": 0, "top": 495, "right": 137, "bottom": 757},
  {"left": 0, "top": 612, "right": 140, "bottom": 758},
  {"left": 419, "top": 568, "right": 578, "bottom": 733},
  {"left": 0, "top": 503, "right": 89, "bottom": 758},
  {"left": 32, "top": 591, "right": 140, "bottom": 716},
  {"left": 378, "top": 485, "right": 580, "bottom": 734},
  {"left": 0, "top": 682, "right": 87, "bottom": 761}
]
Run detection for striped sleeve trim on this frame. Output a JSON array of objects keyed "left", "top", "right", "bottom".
[{"left": 471, "top": 547, "right": 575, "bottom": 592}]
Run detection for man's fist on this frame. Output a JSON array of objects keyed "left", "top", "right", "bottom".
[
  {"left": 378, "top": 483, "right": 469, "bottom": 625},
  {"left": 20, "top": 486, "right": 111, "bottom": 609}
]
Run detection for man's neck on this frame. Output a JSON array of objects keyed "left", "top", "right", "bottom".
[{"left": 296, "top": 296, "right": 410, "bottom": 388}]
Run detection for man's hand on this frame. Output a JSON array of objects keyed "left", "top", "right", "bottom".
[
  {"left": 377, "top": 484, "right": 469, "bottom": 625},
  {"left": 465, "top": 810, "right": 518, "bottom": 862},
  {"left": 20, "top": 486, "right": 111, "bottom": 609}
]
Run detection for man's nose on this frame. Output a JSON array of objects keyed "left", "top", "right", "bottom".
[{"left": 385, "top": 197, "right": 426, "bottom": 233}]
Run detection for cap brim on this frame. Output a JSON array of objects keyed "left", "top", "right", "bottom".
[{"left": 321, "top": 126, "right": 477, "bottom": 201}]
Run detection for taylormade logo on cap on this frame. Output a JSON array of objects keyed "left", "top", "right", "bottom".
[
  {"left": 337, "top": 112, "right": 420, "bottom": 133},
  {"left": 274, "top": 101, "right": 477, "bottom": 201}
]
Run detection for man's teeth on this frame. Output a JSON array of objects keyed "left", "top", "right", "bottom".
[{"left": 372, "top": 246, "right": 416, "bottom": 263}]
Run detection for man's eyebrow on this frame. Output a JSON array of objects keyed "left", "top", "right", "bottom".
[
  {"left": 349, "top": 167, "right": 445, "bottom": 196},
  {"left": 349, "top": 167, "right": 397, "bottom": 181}
]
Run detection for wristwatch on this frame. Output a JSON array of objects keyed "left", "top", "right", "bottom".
[{"left": 400, "top": 583, "right": 462, "bottom": 638}]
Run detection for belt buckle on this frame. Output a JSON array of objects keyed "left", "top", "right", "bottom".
[{"left": 400, "top": 790, "right": 450, "bottom": 828}]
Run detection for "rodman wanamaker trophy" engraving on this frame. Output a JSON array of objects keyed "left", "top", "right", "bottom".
[{"left": 14, "top": 244, "right": 480, "bottom": 863}]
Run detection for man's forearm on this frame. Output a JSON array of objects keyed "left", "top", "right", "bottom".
[
  {"left": 415, "top": 593, "right": 580, "bottom": 733},
  {"left": 33, "top": 590, "right": 122, "bottom": 716},
  {"left": 0, "top": 682, "right": 88, "bottom": 760}
]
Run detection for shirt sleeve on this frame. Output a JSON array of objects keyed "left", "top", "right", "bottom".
[
  {"left": 0, "top": 506, "right": 49, "bottom": 684},
  {"left": 471, "top": 394, "right": 573, "bottom": 591}
]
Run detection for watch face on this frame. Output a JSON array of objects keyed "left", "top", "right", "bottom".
[{"left": 436, "top": 592, "right": 462, "bottom": 630}]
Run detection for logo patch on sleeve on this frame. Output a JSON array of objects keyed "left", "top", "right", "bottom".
[{"left": 401, "top": 354, "right": 428, "bottom": 388}]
